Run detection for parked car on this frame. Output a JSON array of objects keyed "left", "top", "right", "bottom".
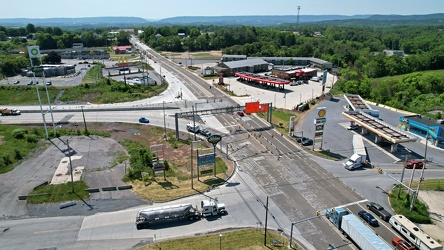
[
  {"left": 13, "top": 80, "right": 20, "bottom": 84},
  {"left": 237, "top": 111, "right": 245, "bottom": 116},
  {"left": 367, "top": 202, "right": 392, "bottom": 221},
  {"left": 186, "top": 123, "right": 201, "bottom": 133},
  {"left": 346, "top": 124, "right": 358, "bottom": 130},
  {"left": 404, "top": 159, "right": 424, "bottom": 169},
  {"left": 290, "top": 81, "right": 298, "bottom": 86},
  {"left": 392, "top": 237, "right": 415, "bottom": 250},
  {"left": 358, "top": 210, "right": 379, "bottom": 227},
  {"left": 27, "top": 80, "right": 33, "bottom": 85},
  {"left": 295, "top": 137, "right": 308, "bottom": 143},
  {"left": 301, "top": 138, "right": 313, "bottom": 146},
  {"left": 138, "top": 117, "right": 150, "bottom": 123},
  {"left": 199, "top": 129, "right": 211, "bottom": 137},
  {"left": 46, "top": 81, "right": 52, "bottom": 86}
]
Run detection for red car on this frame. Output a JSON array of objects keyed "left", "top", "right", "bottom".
[
  {"left": 392, "top": 237, "right": 414, "bottom": 250},
  {"left": 405, "top": 160, "right": 424, "bottom": 169}
]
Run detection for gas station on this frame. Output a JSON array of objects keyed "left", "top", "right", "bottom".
[{"left": 342, "top": 94, "right": 418, "bottom": 152}]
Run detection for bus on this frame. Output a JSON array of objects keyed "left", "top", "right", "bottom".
[{"left": 389, "top": 214, "right": 442, "bottom": 250}]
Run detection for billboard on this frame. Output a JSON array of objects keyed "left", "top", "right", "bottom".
[
  {"left": 197, "top": 153, "right": 215, "bottom": 168},
  {"left": 245, "top": 102, "right": 269, "bottom": 114}
]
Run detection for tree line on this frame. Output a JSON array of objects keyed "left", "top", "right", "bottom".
[{"left": 1, "top": 22, "right": 443, "bottom": 115}]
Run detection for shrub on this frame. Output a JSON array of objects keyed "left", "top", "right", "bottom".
[
  {"left": 12, "top": 128, "right": 27, "bottom": 139},
  {"left": 25, "top": 134, "right": 39, "bottom": 143}
]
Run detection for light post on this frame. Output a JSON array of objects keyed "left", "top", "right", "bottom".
[
  {"left": 163, "top": 101, "right": 167, "bottom": 139},
  {"left": 219, "top": 234, "right": 222, "bottom": 250},
  {"left": 81, "top": 106, "right": 88, "bottom": 134}
]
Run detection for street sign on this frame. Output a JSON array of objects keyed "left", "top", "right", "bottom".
[
  {"left": 200, "top": 169, "right": 213, "bottom": 175},
  {"left": 207, "top": 134, "right": 222, "bottom": 145},
  {"left": 314, "top": 118, "right": 326, "bottom": 124},
  {"left": 197, "top": 153, "right": 215, "bottom": 168}
]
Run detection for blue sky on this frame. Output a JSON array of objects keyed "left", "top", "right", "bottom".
[{"left": 1, "top": 0, "right": 442, "bottom": 19}]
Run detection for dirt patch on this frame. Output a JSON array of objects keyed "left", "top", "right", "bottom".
[{"left": 66, "top": 122, "right": 234, "bottom": 202}]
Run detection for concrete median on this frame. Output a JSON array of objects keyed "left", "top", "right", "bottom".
[{"left": 101, "top": 186, "right": 117, "bottom": 191}]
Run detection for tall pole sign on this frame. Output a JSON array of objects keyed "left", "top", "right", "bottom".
[
  {"left": 314, "top": 107, "right": 327, "bottom": 150},
  {"left": 207, "top": 135, "right": 222, "bottom": 177}
]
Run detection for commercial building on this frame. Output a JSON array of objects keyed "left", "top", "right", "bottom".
[{"left": 400, "top": 115, "right": 444, "bottom": 148}]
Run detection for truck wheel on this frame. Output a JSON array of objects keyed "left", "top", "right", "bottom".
[{"left": 189, "top": 216, "right": 194, "bottom": 221}]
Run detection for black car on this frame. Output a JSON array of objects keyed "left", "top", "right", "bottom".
[
  {"left": 295, "top": 136, "right": 308, "bottom": 143},
  {"left": 301, "top": 138, "right": 313, "bottom": 146},
  {"left": 199, "top": 129, "right": 211, "bottom": 137},
  {"left": 358, "top": 210, "right": 379, "bottom": 227},
  {"left": 367, "top": 202, "right": 392, "bottom": 221}
]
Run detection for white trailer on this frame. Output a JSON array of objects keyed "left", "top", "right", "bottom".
[
  {"left": 344, "top": 134, "right": 367, "bottom": 170},
  {"left": 389, "top": 214, "right": 442, "bottom": 250},
  {"left": 341, "top": 214, "right": 391, "bottom": 250}
]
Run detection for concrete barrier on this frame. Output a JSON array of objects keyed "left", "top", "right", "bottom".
[
  {"left": 18, "top": 195, "right": 28, "bottom": 200},
  {"left": 117, "top": 185, "right": 133, "bottom": 190},
  {"left": 85, "top": 188, "right": 100, "bottom": 193},
  {"left": 59, "top": 201, "right": 77, "bottom": 209},
  {"left": 101, "top": 186, "right": 117, "bottom": 191}
]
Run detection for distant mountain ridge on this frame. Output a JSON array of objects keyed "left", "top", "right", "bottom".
[{"left": 1, "top": 14, "right": 443, "bottom": 28}]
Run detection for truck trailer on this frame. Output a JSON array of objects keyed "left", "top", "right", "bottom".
[
  {"left": 136, "top": 199, "right": 226, "bottom": 229},
  {"left": 326, "top": 207, "right": 391, "bottom": 250},
  {"left": 344, "top": 134, "right": 367, "bottom": 170}
]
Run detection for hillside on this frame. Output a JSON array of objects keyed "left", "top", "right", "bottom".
[{"left": 1, "top": 13, "right": 444, "bottom": 28}]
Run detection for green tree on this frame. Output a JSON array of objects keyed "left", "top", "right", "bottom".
[{"left": 44, "top": 51, "right": 61, "bottom": 64}]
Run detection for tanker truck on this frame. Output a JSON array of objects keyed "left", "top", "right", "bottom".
[
  {"left": 1, "top": 108, "right": 21, "bottom": 116},
  {"left": 136, "top": 199, "right": 226, "bottom": 229}
]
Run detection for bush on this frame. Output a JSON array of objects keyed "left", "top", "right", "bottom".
[
  {"left": 25, "top": 134, "right": 39, "bottom": 143},
  {"left": 12, "top": 128, "right": 27, "bottom": 139}
]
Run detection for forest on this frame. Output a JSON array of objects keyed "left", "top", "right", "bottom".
[{"left": 1, "top": 22, "right": 443, "bottom": 116}]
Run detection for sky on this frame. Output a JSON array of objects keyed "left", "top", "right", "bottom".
[{"left": 1, "top": 0, "right": 443, "bottom": 20}]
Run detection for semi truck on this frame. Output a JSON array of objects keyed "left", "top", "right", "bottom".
[
  {"left": 326, "top": 207, "right": 391, "bottom": 250},
  {"left": 135, "top": 199, "right": 226, "bottom": 229},
  {"left": 344, "top": 134, "right": 367, "bottom": 170},
  {"left": 1, "top": 108, "right": 21, "bottom": 116}
]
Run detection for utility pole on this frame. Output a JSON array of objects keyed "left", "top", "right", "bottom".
[
  {"left": 67, "top": 139, "right": 75, "bottom": 193},
  {"left": 264, "top": 196, "right": 269, "bottom": 246},
  {"left": 163, "top": 101, "right": 167, "bottom": 139},
  {"left": 81, "top": 106, "right": 88, "bottom": 134}
]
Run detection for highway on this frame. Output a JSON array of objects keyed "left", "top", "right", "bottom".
[{"left": 1, "top": 37, "right": 443, "bottom": 250}]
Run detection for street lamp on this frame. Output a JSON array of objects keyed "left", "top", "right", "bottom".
[
  {"left": 219, "top": 234, "right": 222, "bottom": 250},
  {"left": 163, "top": 101, "right": 167, "bottom": 139}
]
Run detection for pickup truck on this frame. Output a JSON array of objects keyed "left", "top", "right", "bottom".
[{"left": 367, "top": 202, "right": 392, "bottom": 221}]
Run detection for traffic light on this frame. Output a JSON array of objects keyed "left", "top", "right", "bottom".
[
  {"left": 372, "top": 163, "right": 375, "bottom": 169},
  {"left": 378, "top": 168, "right": 383, "bottom": 174},
  {"left": 331, "top": 207, "right": 335, "bottom": 213},
  {"left": 316, "top": 211, "right": 321, "bottom": 216}
]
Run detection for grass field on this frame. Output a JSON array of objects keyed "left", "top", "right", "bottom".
[{"left": 138, "top": 228, "right": 293, "bottom": 250}]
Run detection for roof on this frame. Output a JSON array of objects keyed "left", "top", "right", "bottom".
[
  {"left": 343, "top": 111, "right": 418, "bottom": 143},
  {"left": 404, "top": 115, "right": 444, "bottom": 128},
  {"left": 222, "top": 54, "right": 247, "bottom": 58},
  {"left": 223, "top": 58, "right": 269, "bottom": 69},
  {"left": 344, "top": 94, "right": 372, "bottom": 110},
  {"left": 112, "top": 46, "right": 132, "bottom": 51}
]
